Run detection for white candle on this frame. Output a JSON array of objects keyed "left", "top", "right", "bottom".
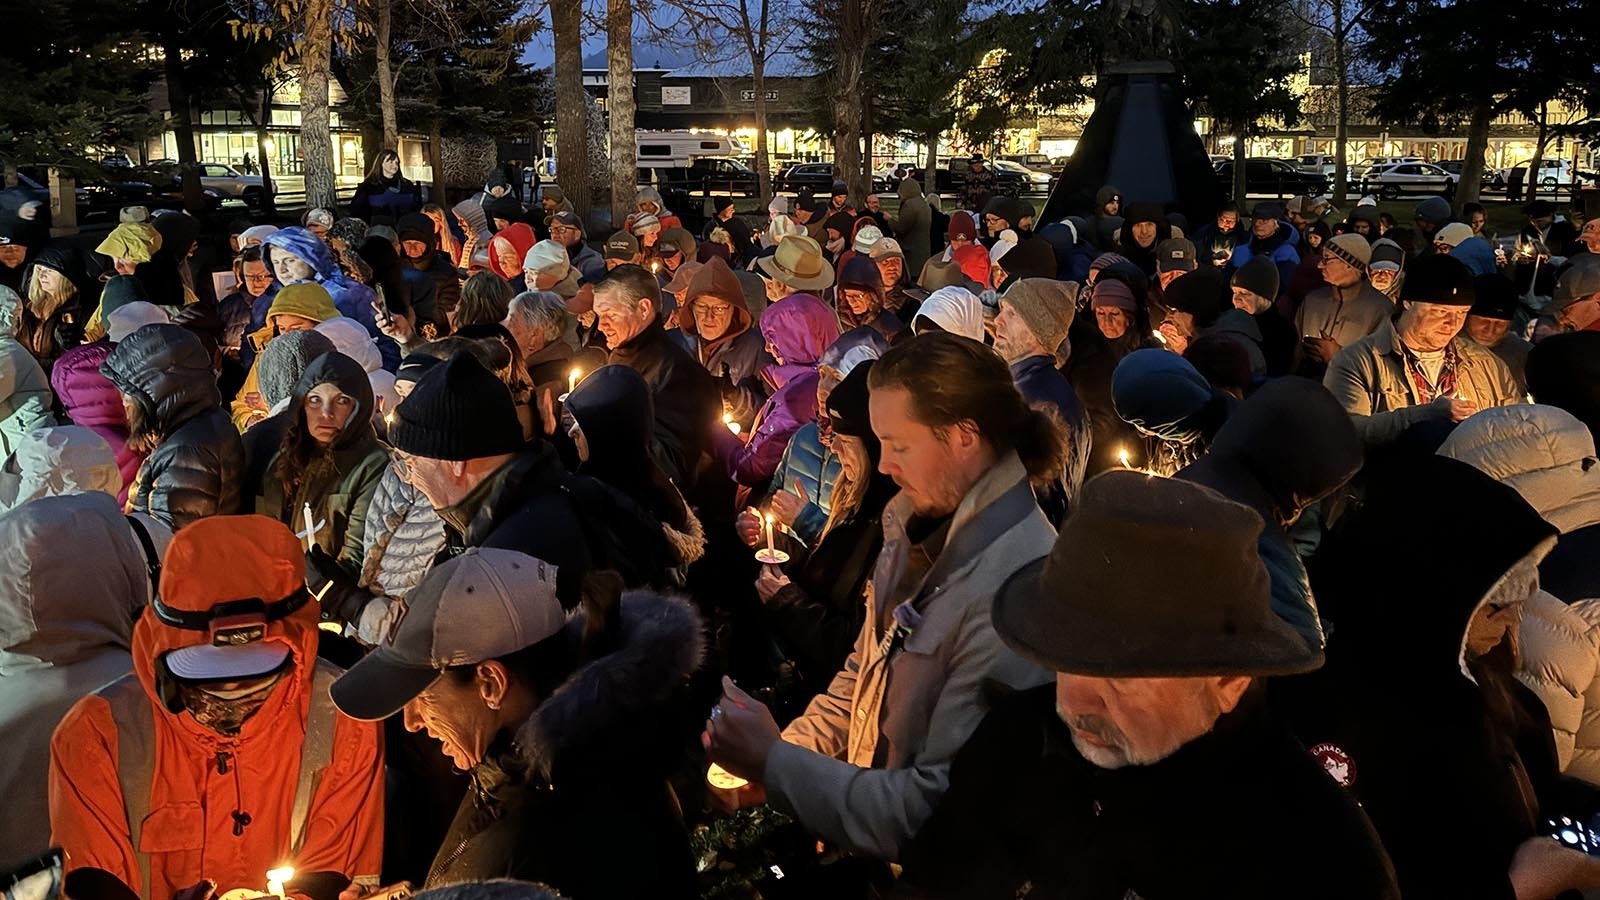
[
  {"left": 568, "top": 367, "right": 580, "bottom": 394},
  {"left": 765, "top": 513, "right": 776, "bottom": 555},
  {"left": 301, "top": 503, "right": 315, "bottom": 551},
  {"left": 266, "top": 867, "right": 294, "bottom": 899}
]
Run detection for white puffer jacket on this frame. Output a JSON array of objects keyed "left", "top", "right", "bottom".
[{"left": 1439, "top": 403, "right": 1600, "bottom": 785}]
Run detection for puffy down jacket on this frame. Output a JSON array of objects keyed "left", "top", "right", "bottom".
[{"left": 51, "top": 340, "right": 144, "bottom": 503}]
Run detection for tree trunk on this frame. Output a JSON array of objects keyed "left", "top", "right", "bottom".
[
  {"left": 552, "top": 0, "right": 591, "bottom": 219},
  {"left": 1232, "top": 132, "right": 1248, "bottom": 202},
  {"left": 300, "top": 0, "right": 338, "bottom": 210},
  {"left": 923, "top": 132, "right": 939, "bottom": 198},
  {"left": 831, "top": 0, "right": 870, "bottom": 208},
  {"left": 429, "top": 117, "right": 445, "bottom": 203},
  {"left": 608, "top": 0, "right": 637, "bottom": 228},
  {"left": 752, "top": 56, "right": 772, "bottom": 201},
  {"left": 1331, "top": 0, "right": 1349, "bottom": 206},
  {"left": 161, "top": 33, "right": 207, "bottom": 214},
  {"left": 376, "top": 0, "right": 399, "bottom": 151},
  {"left": 257, "top": 81, "right": 277, "bottom": 216},
  {"left": 1457, "top": 100, "right": 1493, "bottom": 205},
  {"left": 1526, "top": 101, "right": 1549, "bottom": 207}
]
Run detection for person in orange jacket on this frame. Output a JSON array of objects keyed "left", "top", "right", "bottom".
[{"left": 48, "top": 515, "right": 384, "bottom": 900}]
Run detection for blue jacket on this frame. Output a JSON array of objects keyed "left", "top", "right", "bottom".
[
  {"left": 768, "top": 421, "right": 840, "bottom": 548},
  {"left": 1230, "top": 221, "right": 1301, "bottom": 297},
  {"left": 570, "top": 242, "right": 607, "bottom": 284},
  {"left": 233, "top": 281, "right": 280, "bottom": 372},
  {"left": 1011, "top": 354, "right": 1084, "bottom": 432}
]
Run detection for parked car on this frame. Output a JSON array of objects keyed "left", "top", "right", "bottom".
[
  {"left": 777, "top": 161, "right": 839, "bottom": 195},
  {"left": 1213, "top": 158, "right": 1329, "bottom": 197},
  {"left": 131, "top": 163, "right": 226, "bottom": 210},
  {"left": 1496, "top": 159, "right": 1587, "bottom": 188},
  {"left": 637, "top": 157, "right": 760, "bottom": 197},
  {"left": 1360, "top": 161, "right": 1458, "bottom": 199},
  {"left": 992, "top": 159, "right": 1054, "bottom": 194},
  {"left": 5, "top": 168, "right": 164, "bottom": 222},
  {"left": 1436, "top": 160, "right": 1497, "bottom": 191},
  {"left": 872, "top": 162, "right": 917, "bottom": 193},
  {"left": 1296, "top": 154, "right": 1340, "bottom": 178},
  {"left": 139, "top": 160, "right": 264, "bottom": 207},
  {"left": 1349, "top": 156, "right": 1425, "bottom": 182},
  {"left": 1001, "top": 153, "right": 1056, "bottom": 175},
  {"left": 939, "top": 158, "right": 1027, "bottom": 198}
]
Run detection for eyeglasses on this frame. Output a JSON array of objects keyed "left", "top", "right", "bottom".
[
  {"left": 243, "top": 272, "right": 275, "bottom": 283},
  {"left": 695, "top": 303, "right": 735, "bottom": 317}
]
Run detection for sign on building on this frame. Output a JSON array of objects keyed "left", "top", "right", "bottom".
[
  {"left": 662, "top": 86, "right": 692, "bottom": 105},
  {"left": 741, "top": 90, "right": 780, "bottom": 102}
]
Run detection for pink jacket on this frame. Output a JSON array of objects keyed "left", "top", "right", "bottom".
[{"left": 50, "top": 341, "right": 145, "bottom": 505}]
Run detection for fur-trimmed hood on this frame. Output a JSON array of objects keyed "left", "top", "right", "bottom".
[{"left": 516, "top": 591, "right": 704, "bottom": 781}]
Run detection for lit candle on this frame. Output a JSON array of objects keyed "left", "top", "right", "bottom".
[
  {"left": 383, "top": 411, "right": 394, "bottom": 429},
  {"left": 301, "top": 503, "right": 315, "bottom": 551},
  {"left": 1118, "top": 448, "right": 1133, "bottom": 470},
  {"left": 765, "top": 513, "right": 776, "bottom": 556},
  {"left": 1151, "top": 329, "right": 1168, "bottom": 345},
  {"left": 568, "top": 367, "right": 581, "bottom": 394},
  {"left": 267, "top": 867, "right": 294, "bottom": 899},
  {"left": 723, "top": 412, "right": 741, "bottom": 435}
]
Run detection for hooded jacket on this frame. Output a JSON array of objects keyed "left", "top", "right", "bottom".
[
  {"left": 672, "top": 257, "right": 771, "bottom": 424},
  {"left": 893, "top": 178, "right": 933, "bottom": 276},
  {"left": 102, "top": 325, "right": 244, "bottom": 530},
  {"left": 488, "top": 223, "right": 538, "bottom": 289},
  {"left": 1229, "top": 220, "right": 1302, "bottom": 294},
  {"left": 1115, "top": 203, "right": 1171, "bottom": 278},
  {"left": 714, "top": 293, "right": 839, "bottom": 487},
  {"left": 52, "top": 340, "right": 143, "bottom": 503},
  {"left": 426, "top": 592, "right": 700, "bottom": 898},
  {"left": 0, "top": 425, "right": 122, "bottom": 512},
  {"left": 234, "top": 286, "right": 343, "bottom": 432},
  {"left": 48, "top": 516, "right": 384, "bottom": 898},
  {"left": 0, "top": 289, "right": 55, "bottom": 459},
  {"left": 1437, "top": 405, "right": 1600, "bottom": 785},
  {"left": 259, "top": 352, "right": 390, "bottom": 576},
  {"left": 1178, "top": 377, "right": 1363, "bottom": 649},
  {"left": 835, "top": 256, "right": 905, "bottom": 341},
  {"left": 607, "top": 318, "right": 721, "bottom": 491},
  {"left": 0, "top": 491, "right": 146, "bottom": 872},
  {"left": 262, "top": 227, "right": 379, "bottom": 336},
  {"left": 1283, "top": 457, "right": 1562, "bottom": 900}
]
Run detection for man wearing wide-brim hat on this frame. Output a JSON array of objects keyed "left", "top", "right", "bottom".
[
  {"left": 755, "top": 234, "right": 835, "bottom": 301},
  {"left": 894, "top": 472, "right": 1401, "bottom": 900}
]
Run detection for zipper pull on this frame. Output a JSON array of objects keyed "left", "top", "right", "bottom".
[{"left": 216, "top": 751, "right": 230, "bottom": 774}]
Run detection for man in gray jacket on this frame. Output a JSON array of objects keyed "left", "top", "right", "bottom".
[
  {"left": 1324, "top": 254, "right": 1521, "bottom": 449},
  {"left": 705, "top": 332, "right": 1059, "bottom": 861}
]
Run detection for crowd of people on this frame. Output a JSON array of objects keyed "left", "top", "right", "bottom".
[{"left": 2, "top": 160, "right": 1600, "bottom": 900}]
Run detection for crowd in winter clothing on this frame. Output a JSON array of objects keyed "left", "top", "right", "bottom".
[{"left": 4, "top": 171, "right": 1600, "bottom": 900}]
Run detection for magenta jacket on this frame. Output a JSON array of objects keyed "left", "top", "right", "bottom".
[
  {"left": 715, "top": 293, "right": 840, "bottom": 488},
  {"left": 50, "top": 341, "right": 145, "bottom": 504}
]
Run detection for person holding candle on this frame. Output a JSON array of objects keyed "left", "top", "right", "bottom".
[
  {"left": 101, "top": 323, "right": 245, "bottom": 530},
  {"left": 754, "top": 361, "right": 899, "bottom": 713},
  {"left": 327, "top": 549, "right": 700, "bottom": 897},
  {"left": 673, "top": 256, "right": 773, "bottom": 430},
  {"left": 892, "top": 472, "right": 1398, "bottom": 900},
  {"left": 257, "top": 352, "right": 390, "bottom": 619},
  {"left": 503, "top": 291, "right": 606, "bottom": 402},
  {"left": 704, "top": 332, "right": 1062, "bottom": 863},
  {"left": 48, "top": 515, "right": 385, "bottom": 900}
]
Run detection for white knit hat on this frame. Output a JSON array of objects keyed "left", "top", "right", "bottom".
[
  {"left": 768, "top": 195, "right": 789, "bottom": 216},
  {"left": 853, "top": 224, "right": 884, "bottom": 255},
  {"left": 523, "top": 240, "right": 571, "bottom": 279}
]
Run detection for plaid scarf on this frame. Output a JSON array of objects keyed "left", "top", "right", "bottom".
[{"left": 1399, "top": 341, "right": 1460, "bottom": 404}]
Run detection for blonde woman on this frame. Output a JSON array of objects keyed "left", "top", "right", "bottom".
[{"left": 18, "top": 248, "right": 86, "bottom": 371}]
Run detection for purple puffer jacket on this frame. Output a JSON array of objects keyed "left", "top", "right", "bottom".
[
  {"left": 50, "top": 341, "right": 144, "bottom": 504},
  {"left": 715, "top": 293, "right": 840, "bottom": 487}
]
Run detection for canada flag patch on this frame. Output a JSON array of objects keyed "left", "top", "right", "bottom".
[{"left": 1310, "top": 742, "right": 1356, "bottom": 788}]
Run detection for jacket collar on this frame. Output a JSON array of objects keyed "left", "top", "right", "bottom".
[{"left": 883, "top": 451, "right": 1031, "bottom": 555}]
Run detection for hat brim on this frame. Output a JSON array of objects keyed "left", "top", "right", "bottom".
[
  {"left": 329, "top": 648, "right": 444, "bottom": 721},
  {"left": 993, "top": 558, "right": 1324, "bottom": 679},
  {"left": 756, "top": 254, "right": 835, "bottom": 291},
  {"left": 165, "top": 642, "right": 292, "bottom": 681}
]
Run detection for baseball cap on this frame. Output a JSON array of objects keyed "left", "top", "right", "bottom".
[
  {"left": 604, "top": 230, "right": 639, "bottom": 260},
  {"left": 1156, "top": 238, "right": 1197, "bottom": 273},
  {"left": 330, "top": 548, "right": 566, "bottom": 721},
  {"left": 551, "top": 211, "right": 583, "bottom": 233},
  {"left": 1554, "top": 256, "right": 1600, "bottom": 314}
]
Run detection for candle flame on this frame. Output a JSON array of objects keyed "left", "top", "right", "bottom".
[
  {"left": 569, "top": 367, "right": 581, "bottom": 381},
  {"left": 1118, "top": 448, "right": 1132, "bottom": 469},
  {"left": 722, "top": 412, "right": 733, "bottom": 424},
  {"left": 766, "top": 513, "right": 774, "bottom": 525}
]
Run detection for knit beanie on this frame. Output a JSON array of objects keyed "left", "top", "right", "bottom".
[
  {"left": 396, "top": 212, "right": 434, "bottom": 246},
  {"left": 258, "top": 329, "right": 337, "bottom": 409},
  {"left": 1369, "top": 238, "right": 1406, "bottom": 272},
  {"left": 1089, "top": 252, "right": 1130, "bottom": 281},
  {"left": 1231, "top": 255, "right": 1280, "bottom": 303},
  {"left": 98, "top": 274, "right": 149, "bottom": 320},
  {"left": 1400, "top": 254, "right": 1474, "bottom": 306},
  {"left": 768, "top": 195, "right": 789, "bottom": 216},
  {"left": 998, "top": 237, "right": 1058, "bottom": 282},
  {"left": 1163, "top": 268, "right": 1231, "bottom": 328},
  {"left": 1112, "top": 349, "right": 1220, "bottom": 443},
  {"left": 1090, "top": 278, "right": 1139, "bottom": 312},
  {"left": 632, "top": 213, "right": 662, "bottom": 236},
  {"left": 1322, "top": 233, "right": 1372, "bottom": 272},
  {"left": 396, "top": 351, "right": 444, "bottom": 386},
  {"left": 523, "top": 240, "right": 571, "bottom": 279},
  {"left": 952, "top": 243, "right": 992, "bottom": 288},
  {"left": 106, "top": 301, "right": 170, "bottom": 344},
  {"left": 1413, "top": 196, "right": 1453, "bottom": 228},
  {"left": 1469, "top": 274, "right": 1518, "bottom": 320},
  {"left": 95, "top": 222, "right": 162, "bottom": 263},
  {"left": 713, "top": 196, "right": 736, "bottom": 216},
  {"left": 947, "top": 212, "right": 978, "bottom": 243},
  {"left": 1002, "top": 278, "right": 1078, "bottom": 360},
  {"left": 267, "top": 282, "right": 340, "bottom": 324},
  {"left": 1435, "top": 222, "right": 1474, "bottom": 248},
  {"left": 388, "top": 351, "right": 525, "bottom": 460},
  {"left": 824, "top": 360, "right": 879, "bottom": 459}
]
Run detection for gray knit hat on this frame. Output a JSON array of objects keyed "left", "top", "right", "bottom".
[{"left": 258, "top": 330, "right": 337, "bottom": 409}]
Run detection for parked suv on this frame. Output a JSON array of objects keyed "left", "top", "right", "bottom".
[{"left": 1214, "top": 158, "right": 1329, "bottom": 197}]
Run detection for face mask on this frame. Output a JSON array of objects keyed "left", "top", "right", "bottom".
[{"left": 177, "top": 671, "right": 284, "bottom": 736}]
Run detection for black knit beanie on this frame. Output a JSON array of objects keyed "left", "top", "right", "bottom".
[{"left": 389, "top": 351, "right": 524, "bottom": 460}]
